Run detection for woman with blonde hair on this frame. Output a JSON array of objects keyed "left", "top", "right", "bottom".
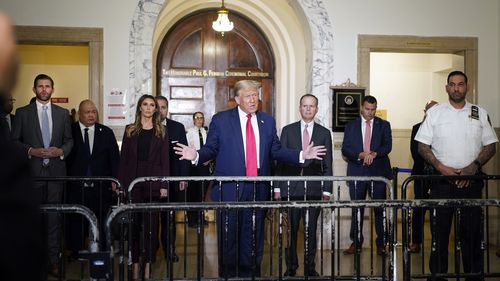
[{"left": 118, "top": 94, "right": 169, "bottom": 280}]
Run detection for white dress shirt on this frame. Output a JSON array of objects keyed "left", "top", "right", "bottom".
[
  {"left": 186, "top": 126, "right": 207, "bottom": 150},
  {"left": 237, "top": 106, "right": 261, "bottom": 168}
]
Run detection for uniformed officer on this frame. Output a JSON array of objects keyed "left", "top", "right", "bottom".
[{"left": 415, "top": 70, "right": 498, "bottom": 281}]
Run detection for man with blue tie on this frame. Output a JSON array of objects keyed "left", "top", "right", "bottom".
[
  {"left": 174, "top": 80, "right": 327, "bottom": 278},
  {"left": 11, "top": 73, "right": 73, "bottom": 277},
  {"left": 341, "top": 95, "right": 392, "bottom": 256},
  {"left": 66, "top": 100, "right": 120, "bottom": 257}
]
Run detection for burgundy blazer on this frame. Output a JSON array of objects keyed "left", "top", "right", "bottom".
[{"left": 118, "top": 128, "right": 170, "bottom": 201}]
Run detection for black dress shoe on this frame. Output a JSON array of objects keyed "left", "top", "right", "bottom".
[
  {"left": 307, "top": 269, "right": 320, "bottom": 276},
  {"left": 377, "top": 246, "right": 387, "bottom": 256},
  {"left": 170, "top": 253, "right": 179, "bottom": 262},
  {"left": 48, "top": 264, "right": 60, "bottom": 278},
  {"left": 409, "top": 243, "right": 421, "bottom": 253},
  {"left": 283, "top": 269, "right": 296, "bottom": 276}
]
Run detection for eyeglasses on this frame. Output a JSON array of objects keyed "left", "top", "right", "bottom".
[{"left": 194, "top": 116, "right": 204, "bottom": 120}]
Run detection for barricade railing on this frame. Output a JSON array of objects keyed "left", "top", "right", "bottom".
[
  {"left": 34, "top": 176, "right": 122, "bottom": 281},
  {"left": 105, "top": 176, "right": 394, "bottom": 281},
  {"left": 400, "top": 174, "right": 500, "bottom": 281}
]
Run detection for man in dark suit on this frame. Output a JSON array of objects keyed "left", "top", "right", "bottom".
[
  {"left": 2, "top": 93, "right": 14, "bottom": 136},
  {"left": 66, "top": 99, "right": 120, "bottom": 256},
  {"left": 175, "top": 80, "right": 326, "bottom": 278},
  {"left": 185, "top": 111, "right": 211, "bottom": 227},
  {"left": 11, "top": 73, "right": 73, "bottom": 277},
  {"left": 276, "top": 94, "right": 333, "bottom": 277},
  {"left": 409, "top": 100, "right": 437, "bottom": 253},
  {"left": 156, "top": 95, "right": 190, "bottom": 262},
  {"left": 341, "top": 95, "right": 392, "bottom": 256}
]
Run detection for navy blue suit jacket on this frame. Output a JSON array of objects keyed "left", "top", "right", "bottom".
[
  {"left": 165, "top": 119, "right": 190, "bottom": 192},
  {"left": 341, "top": 116, "right": 392, "bottom": 179},
  {"left": 198, "top": 107, "right": 299, "bottom": 201}
]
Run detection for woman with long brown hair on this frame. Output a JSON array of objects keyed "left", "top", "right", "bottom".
[{"left": 118, "top": 94, "right": 169, "bottom": 280}]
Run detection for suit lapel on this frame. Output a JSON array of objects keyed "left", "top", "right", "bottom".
[
  {"left": 256, "top": 112, "right": 266, "bottom": 169},
  {"left": 91, "top": 124, "right": 102, "bottom": 157},
  {"left": 355, "top": 117, "right": 363, "bottom": 149},
  {"left": 231, "top": 108, "right": 245, "bottom": 164},
  {"left": 293, "top": 121, "right": 302, "bottom": 149},
  {"left": 30, "top": 103, "right": 44, "bottom": 145},
  {"left": 50, "top": 104, "right": 59, "bottom": 146},
  {"left": 370, "top": 118, "right": 380, "bottom": 150}
]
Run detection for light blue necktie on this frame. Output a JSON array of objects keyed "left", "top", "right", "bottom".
[{"left": 42, "top": 105, "right": 51, "bottom": 164}]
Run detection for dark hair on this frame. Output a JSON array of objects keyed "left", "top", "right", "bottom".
[
  {"left": 192, "top": 111, "right": 204, "bottom": 119},
  {"left": 126, "top": 94, "right": 165, "bottom": 139},
  {"left": 33, "top": 74, "right": 54, "bottom": 88},
  {"left": 155, "top": 95, "right": 168, "bottom": 105},
  {"left": 362, "top": 95, "right": 377, "bottom": 105},
  {"left": 447, "top": 70, "right": 468, "bottom": 84},
  {"left": 299, "top": 94, "right": 318, "bottom": 106}
]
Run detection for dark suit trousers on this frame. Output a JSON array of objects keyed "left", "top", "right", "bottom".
[
  {"left": 286, "top": 196, "right": 321, "bottom": 272},
  {"left": 348, "top": 180, "right": 386, "bottom": 247},
  {"left": 37, "top": 166, "right": 63, "bottom": 264},
  {"left": 411, "top": 179, "right": 430, "bottom": 244},
  {"left": 216, "top": 183, "right": 265, "bottom": 278},
  {"left": 67, "top": 182, "right": 112, "bottom": 252},
  {"left": 186, "top": 165, "right": 210, "bottom": 224},
  {"left": 428, "top": 180, "right": 483, "bottom": 280}
]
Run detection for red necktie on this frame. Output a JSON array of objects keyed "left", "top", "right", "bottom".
[
  {"left": 302, "top": 124, "right": 310, "bottom": 151},
  {"left": 364, "top": 120, "right": 371, "bottom": 152},
  {"left": 245, "top": 114, "right": 258, "bottom": 176}
]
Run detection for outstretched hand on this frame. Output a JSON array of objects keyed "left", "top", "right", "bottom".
[
  {"left": 174, "top": 143, "right": 197, "bottom": 161},
  {"left": 302, "top": 141, "right": 326, "bottom": 160}
]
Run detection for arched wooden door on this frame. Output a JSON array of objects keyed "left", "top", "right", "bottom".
[{"left": 156, "top": 9, "right": 274, "bottom": 127}]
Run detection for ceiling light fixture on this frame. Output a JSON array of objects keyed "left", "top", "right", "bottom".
[{"left": 212, "top": 0, "right": 234, "bottom": 36}]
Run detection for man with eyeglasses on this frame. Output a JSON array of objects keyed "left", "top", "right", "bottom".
[
  {"left": 1, "top": 94, "right": 14, "bottom": 136},
  {"left": 415, "top": 70, "right": 498, "bottom": 281},
  {"left": 185, "top": 111, "right": 211, "bottom": 227}
]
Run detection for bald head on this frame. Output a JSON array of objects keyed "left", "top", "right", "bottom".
[
  {"left": 0, "top": 13, "right": 18, "bottom": 96},
  {"left": 78, "top": 99, "right": 98, "bottom": 127}
]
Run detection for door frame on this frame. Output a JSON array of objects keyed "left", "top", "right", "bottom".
[
  {"left": 358, "top": 35, "right": 478, "bottom": 102},
  {"left": 14, "top": 26, "right": 104, "bottom": 115}
]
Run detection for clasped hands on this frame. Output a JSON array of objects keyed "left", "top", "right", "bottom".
[
  {"left": 30, "top": 147, "right": 63, "bottom": 158},
  {"left": 437, "top": 162, "right": 478, "bottom": 188},
  {"left": 358, "top": 151, "right": 377, "bottom": 166}
]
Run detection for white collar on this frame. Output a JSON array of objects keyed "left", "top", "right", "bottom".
[{"left": 79, "top": 122, "right": 95, "bottom": 131}]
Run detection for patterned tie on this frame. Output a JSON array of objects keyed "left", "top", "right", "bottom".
[
  {"left": 84, "top": 128, "right": 92, "bottom": 176},
  {"left": 245, "top": 114, "right": 258, "bottom": 176},
  {"left": 363, "top": 120, "right": 371, "bottom": 153},
  {"left": 198, "top": 128, "right": 204, "bottom": 148},
  {"left": 302, "top": 123, "right": 310, "bottom": 151},
  {"left": 41, "top": 105, "right": 51, "bottom": 164}
]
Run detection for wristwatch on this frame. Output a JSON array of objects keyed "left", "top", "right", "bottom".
[{"left": 473, "top": 160, "right": 482, "bottom": 169}]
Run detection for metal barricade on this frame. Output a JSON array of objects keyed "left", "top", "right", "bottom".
[
  {"left": 400, "top": 174, "right": 500, "bottom": 281},
  {"left": 34, "top": 176, "right": 122, "bottom": 281},
  {"left": 105, "top": 176, "right": 395, "bottom": 281}
]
